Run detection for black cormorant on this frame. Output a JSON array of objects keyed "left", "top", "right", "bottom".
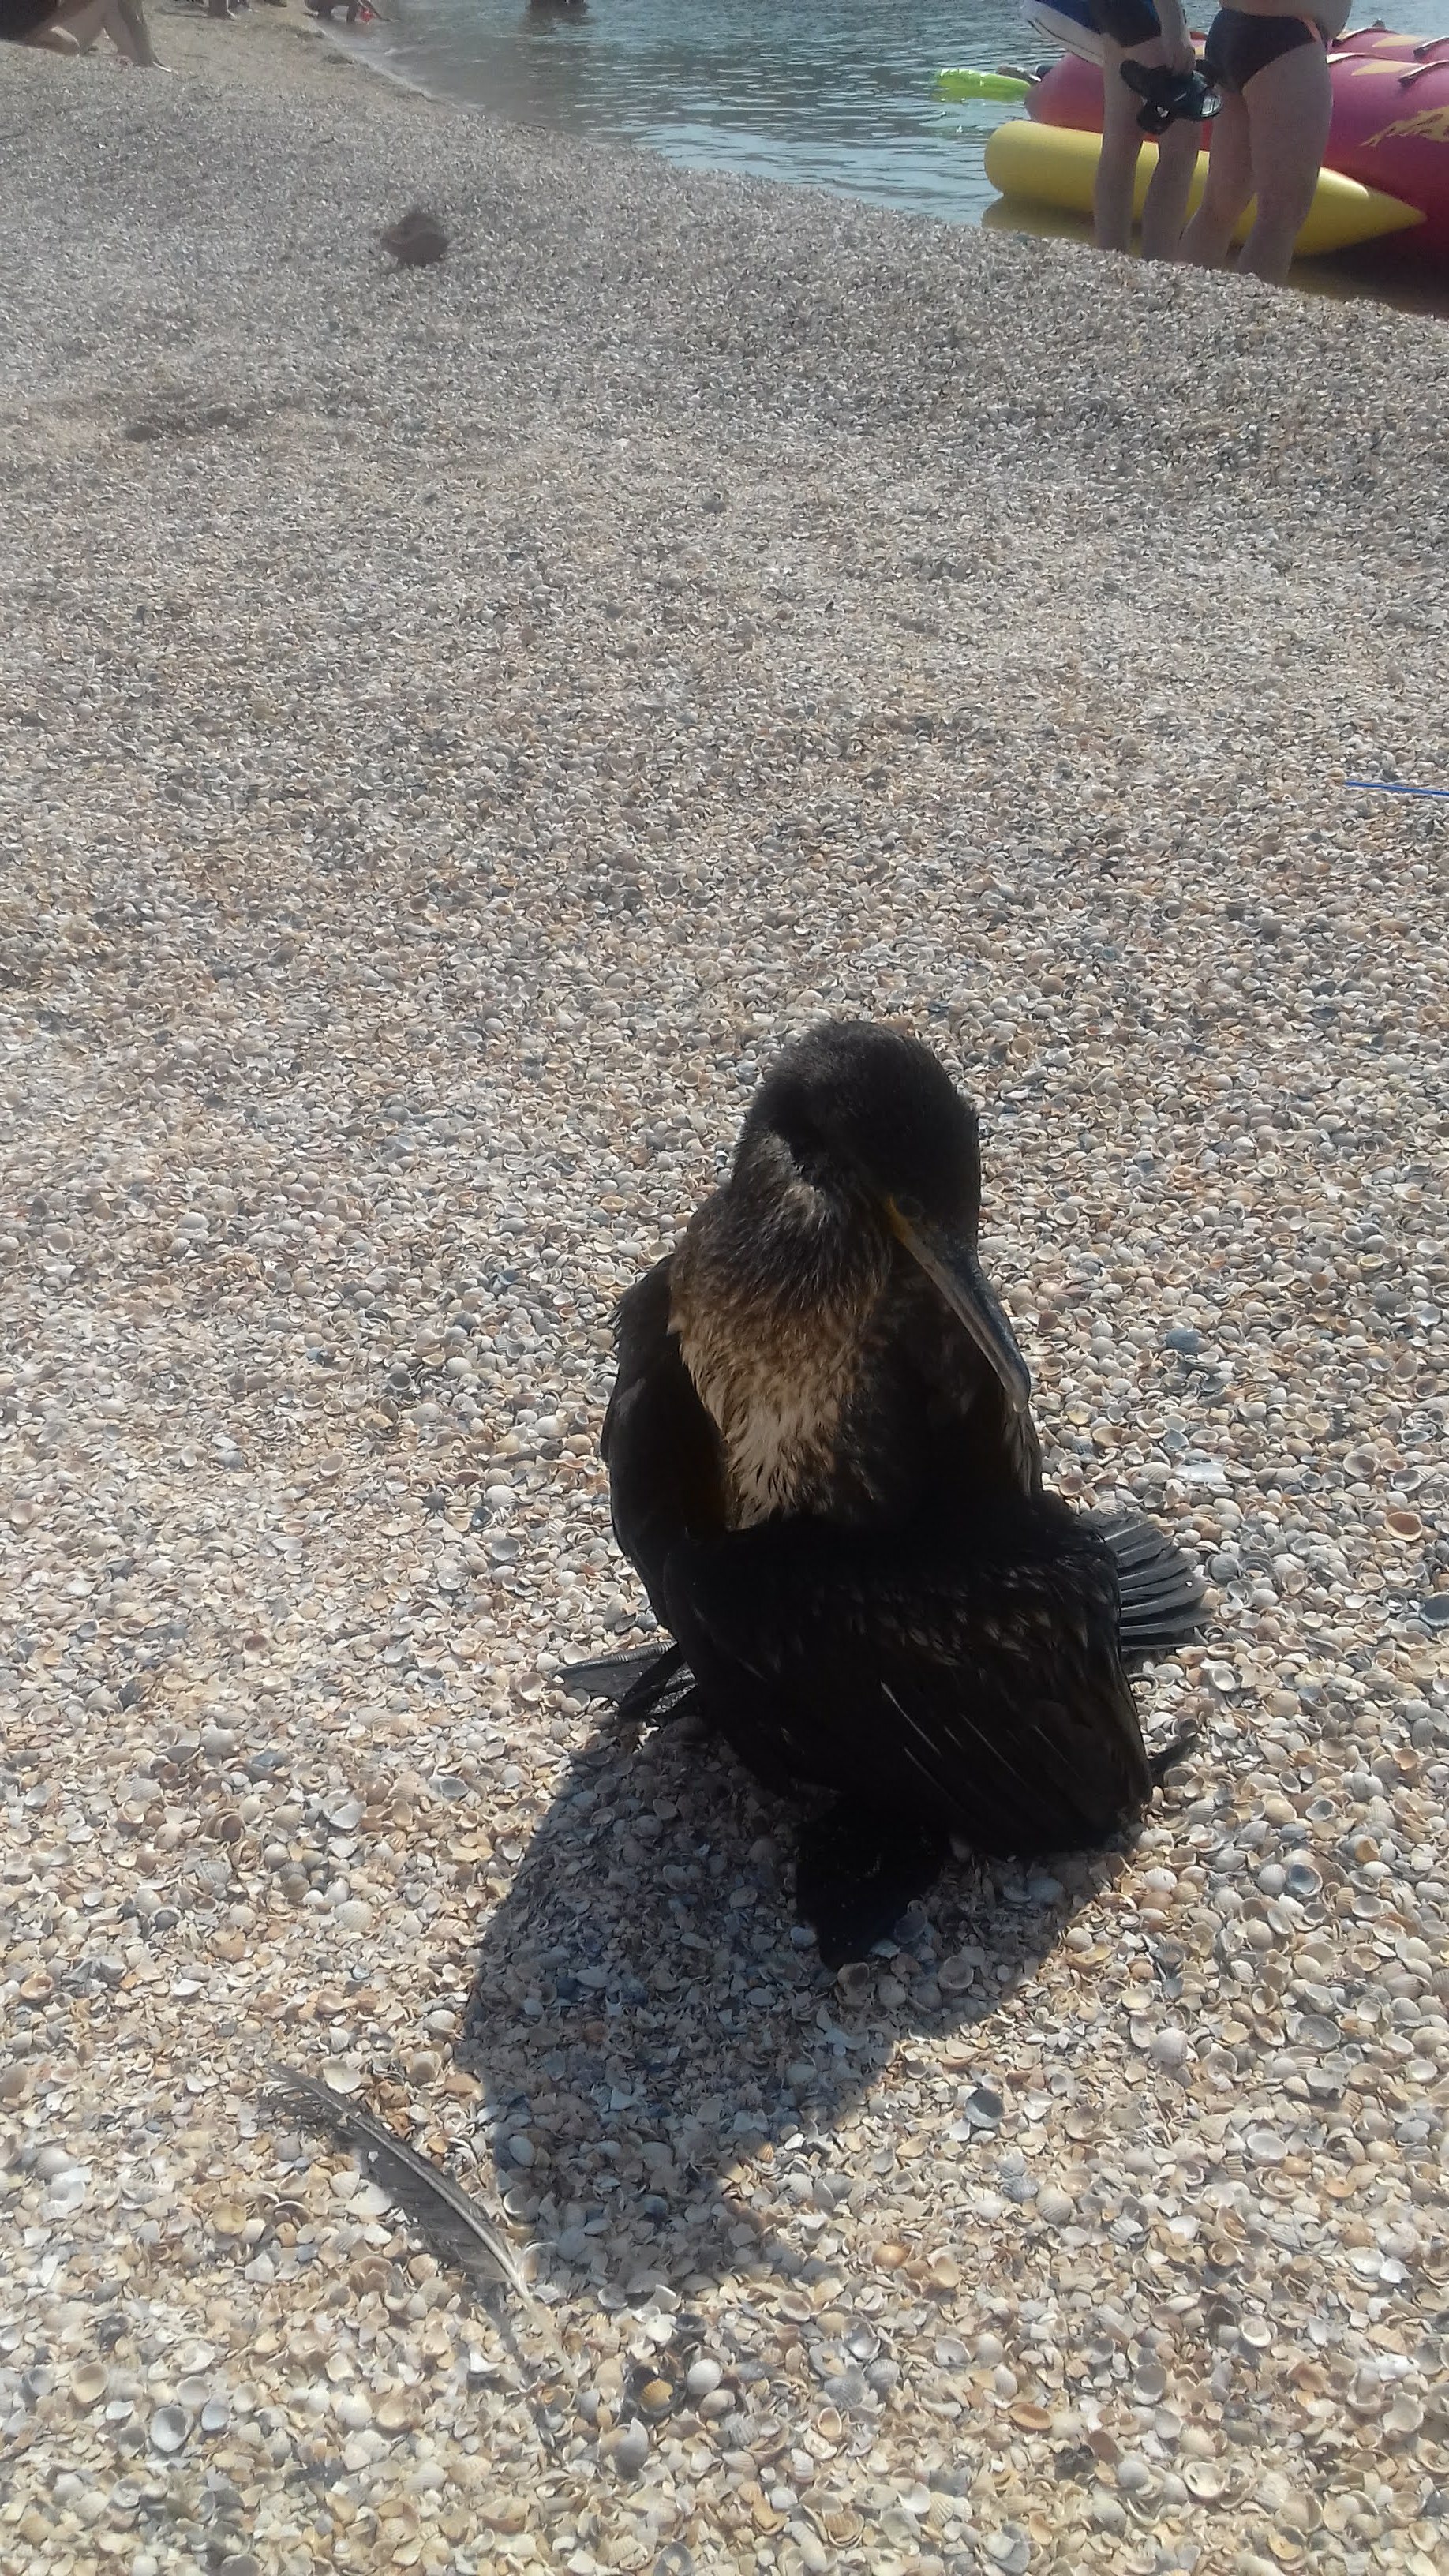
[{"left": 565, "top": 1020, "right": 1204, "bottom": 1963}]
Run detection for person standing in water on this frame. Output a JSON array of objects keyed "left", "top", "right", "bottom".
[
  {"left": 1088, "top": 0, "right": 1201, "bottom": 258},
  {"left": 1178, "top": 1, "right": 1350, "bottom": 282}
]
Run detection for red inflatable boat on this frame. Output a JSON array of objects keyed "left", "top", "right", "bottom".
[{"left": 1028, "top": 24, "right": 1449, "bottom": 261}]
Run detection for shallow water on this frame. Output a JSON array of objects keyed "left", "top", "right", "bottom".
[
  {"left": 375, "top": 0, "right": 1035, "bottom": 225},
  {"left": 364, "top": 0, "right": 1449, "bottom": 306}
]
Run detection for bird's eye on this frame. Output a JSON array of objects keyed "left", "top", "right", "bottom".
[{"left": 894, "top": 1193, "right": 924, "bottom": 1227}]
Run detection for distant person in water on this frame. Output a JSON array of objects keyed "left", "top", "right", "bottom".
[
  {"left": 1088, "top": 0, "right": 1201, "bottom": 258},
  {"left": 1178, "top": 0, "right": 1349, "bottom": 282}
]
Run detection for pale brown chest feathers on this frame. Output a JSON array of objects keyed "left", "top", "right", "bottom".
[{"left": 668, "top": 1180, "right": 890, "bottom": 1530}]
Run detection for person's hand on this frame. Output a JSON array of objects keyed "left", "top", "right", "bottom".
[{"left": 1164, "top": 32, "right": 1196, "bottom": 74}]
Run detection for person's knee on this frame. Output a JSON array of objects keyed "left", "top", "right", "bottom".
[
  {"left": 1099, "top": 99, "right": 1142, "bottom": 164},
  {"left": 1163, "top": 116, "right": 1202, "bottom": 166},
  {"left": 1249, "top": 167, "right": 1319, "bottom": 231},
  {"left": 1099, "top": 139, "right": 1140, "bottom": 180}
]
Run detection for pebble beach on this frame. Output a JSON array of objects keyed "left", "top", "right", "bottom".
[{"left": 3, "top": 13, "right": 1449, "bottom": 2575}]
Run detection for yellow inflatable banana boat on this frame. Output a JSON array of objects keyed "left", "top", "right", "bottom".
[{"left": 983, "top": 118, "right": 1423, "bottom": 256}]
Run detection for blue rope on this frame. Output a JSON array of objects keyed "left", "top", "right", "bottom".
[{"left": 1345, "top": 778, "right": 1449, "bottom": 799}]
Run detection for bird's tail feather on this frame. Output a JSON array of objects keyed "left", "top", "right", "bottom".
[
  {"left": 556, "top": 1640, "right": 698, "bottom": 1726},
  {"left": 1096, "top": 1513, "right": 1208, "bottom": 1664}
]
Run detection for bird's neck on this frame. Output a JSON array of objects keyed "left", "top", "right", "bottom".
[
  {"left": 680, "top": 1140, "right": 888, "bottom": 1327},
  {"left": 667, "top": 1155, "right": 891, "bottom": 1530}
]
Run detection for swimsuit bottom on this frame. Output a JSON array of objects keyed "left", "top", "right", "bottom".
[
  {"left": 1204, "top": 6, "right": 1325, "bottom": 91},
  {"left": 1086, "top": 0, "right": 1164, "bottom": 49}
]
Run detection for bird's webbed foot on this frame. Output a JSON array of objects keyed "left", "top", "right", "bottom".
[{"left": 796, "top": 1798, "right": 950, "bottom": 1970}]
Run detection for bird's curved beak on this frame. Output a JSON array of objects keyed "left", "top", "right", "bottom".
[{"left": 888, "top": 1203, "right": 1033, "bottom": 1416}]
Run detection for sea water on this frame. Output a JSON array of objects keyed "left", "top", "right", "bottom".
[{"left": 373, "top": 0, "right": 1068, "bottom": 225}]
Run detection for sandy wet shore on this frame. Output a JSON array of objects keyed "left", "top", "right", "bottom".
[{"left": 2, "top": 16, "right": 1448, "bottom": 2576}]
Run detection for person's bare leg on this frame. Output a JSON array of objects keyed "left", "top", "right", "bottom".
[
  {"left": 99, "top": 0, "right": 141, "bottom": 52},
  {"left": 1179, "top": 91, "right": 1252, "bottom": 265},
  {"left": 1095, "top": 37, "right": 1147, "bottom": 252},
  {"left": 1236, "top": 39, "right": 1331, "bottom": 282},
  {"left": 1140, "top": 109, "right": 1200, "bottom": 258},
  {"left": 114, "top": 0, "right": 157, "bottom": 65},
  {"left": 50, "top": 0, "right": 116, "bottom": 45},
  {"left": 1097, "top": 33, "right": 1203, "bottom": 256}
]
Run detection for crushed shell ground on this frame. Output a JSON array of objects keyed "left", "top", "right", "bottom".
[{"left": 2, "top": 14, "right": 1447, "bottom": 2576}]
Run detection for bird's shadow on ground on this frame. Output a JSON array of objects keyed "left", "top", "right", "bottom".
[{"left": 462, "top": 1709, "right": 1122, "bottom": 2301}]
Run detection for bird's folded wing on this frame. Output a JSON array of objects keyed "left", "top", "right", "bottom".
[
  {"left": 662, "top": 1517, "right": 1151, "bottom": 1852},
  {"left": 602, "top": 1256, "right": 726, "bottom": 1621}
]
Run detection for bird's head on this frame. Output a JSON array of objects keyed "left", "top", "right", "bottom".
[{"left": 732, "top": 1020, "right": 1032, "bottom": 1415}]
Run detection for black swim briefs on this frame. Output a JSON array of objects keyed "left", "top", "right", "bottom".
[
  {"left": 1202, "top": 6, "right": 1325, "bottom": 91},
  {"left": 1086, "top": 0, "right": 1165, "bottom": 47}
]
